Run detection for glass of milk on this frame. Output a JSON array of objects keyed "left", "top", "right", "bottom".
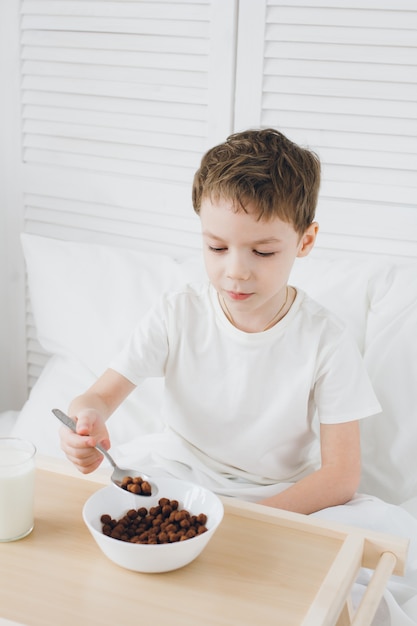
[{"left": 0, "top": 438, "right": 36, "bottom": 542}]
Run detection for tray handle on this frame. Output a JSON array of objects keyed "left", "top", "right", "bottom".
[{"left": 350, "top": 551, "right": 397, "bottom": 626}]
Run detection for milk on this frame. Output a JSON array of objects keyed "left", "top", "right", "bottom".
[{"left": 0, "top": 442, "right": 36, "bottom": 541}]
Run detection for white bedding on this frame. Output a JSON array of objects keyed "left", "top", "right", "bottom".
[{"left": 3, "top": 233, "right": 417, "bottom": 625}]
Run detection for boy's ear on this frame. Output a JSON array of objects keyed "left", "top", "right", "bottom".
[{"left": 297, "top": 222, "right": 319, "bottom": 258}]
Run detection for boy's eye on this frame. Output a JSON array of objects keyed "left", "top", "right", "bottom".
[
  {"left": 208, "top": 245, "right": 226, "bottom": 252},
  {"left": 254, "top": 250, "right": 275, "bottom": 257}
]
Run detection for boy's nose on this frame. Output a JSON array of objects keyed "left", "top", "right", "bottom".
[{"left": 226, "top": 253, "right": 251, "bottom": 280}]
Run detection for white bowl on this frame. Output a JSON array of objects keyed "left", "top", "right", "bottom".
[{"left": 83, "top": 477, "right": 224, "bottom": 573}]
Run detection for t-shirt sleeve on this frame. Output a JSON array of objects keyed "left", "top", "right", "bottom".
[
  {"left": 109, "top": 298, "right": 169, "bottom": 385},
  {"left": 314, "top": 327, "right": 381, "bottom": 424}
]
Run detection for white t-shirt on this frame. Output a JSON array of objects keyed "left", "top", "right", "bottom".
[{"left": 110, "top": 282, "right": 381, "bottom": 485}]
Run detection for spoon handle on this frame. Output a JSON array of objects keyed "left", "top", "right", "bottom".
[
  {"left": 93, "top": 442, "right": 117, "bottom": 468},
  {"left": 51, "top": 408, "right": 117, "bottom": 469},
  {"left": 52, "top": 408, "right": 78, "bottom": 432}
]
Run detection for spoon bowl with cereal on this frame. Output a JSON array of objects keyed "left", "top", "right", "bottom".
[{"left": 52, "top": 408, "right": 158, "bottom": 497}]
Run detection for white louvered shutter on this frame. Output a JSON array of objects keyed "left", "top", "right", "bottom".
[
  {"left": 235, "top": 0, "right": 417, "bottom": 257},
  {"left": 20, "top": 0, "right": 237, "bottom": 246}
]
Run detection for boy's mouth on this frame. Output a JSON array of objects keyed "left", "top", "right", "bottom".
[{"left": 226, "top": 290, "right": 253, "bottom": 301}]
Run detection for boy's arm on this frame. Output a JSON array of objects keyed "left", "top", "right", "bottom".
[
  {"left": 60, "top": 368, "right": 136, "bottom": 474},
  {"left": 258, "top": 421, "right": 361, "bottom": 514}
]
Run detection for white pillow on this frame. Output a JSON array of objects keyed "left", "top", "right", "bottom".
[
  {"left": 21, "top": 234, "right": 202, "bottom": 375},
  {"left": 289, "top": 254, "right": 381, "bottom": 352},
  {"left": 360, "top": 263, "right": 417, "bottom": 504}
]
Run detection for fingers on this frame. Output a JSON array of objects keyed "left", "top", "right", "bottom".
[
  {"left": 59, "top": 426, "right": 97, "bottom": 473},
  {"left": 58, "top": 409, "right": 109, "bottom": 474},
  {"left": 64, "top": 444, "right": 104, "bottom": 474}
]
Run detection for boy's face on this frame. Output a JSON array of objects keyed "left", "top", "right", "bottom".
[{"left": 199, "top": 196, "right": 317, "bottom": 331}]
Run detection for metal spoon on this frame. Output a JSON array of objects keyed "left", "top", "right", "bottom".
[{"left": 52, "top": 408, "right": 158, "bottom": 497}]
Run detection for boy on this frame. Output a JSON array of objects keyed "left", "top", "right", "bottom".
[{"left": 60, "top": 128, "right": 381, "bottom": 514}]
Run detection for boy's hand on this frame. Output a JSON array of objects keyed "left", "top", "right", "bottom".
[{"left": 59, "top": 408, "right": 111, "bottom": 474}]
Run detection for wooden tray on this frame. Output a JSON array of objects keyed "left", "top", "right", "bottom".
[{"left": 0, "top": 461, "right": 408, "bottom": 626}]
